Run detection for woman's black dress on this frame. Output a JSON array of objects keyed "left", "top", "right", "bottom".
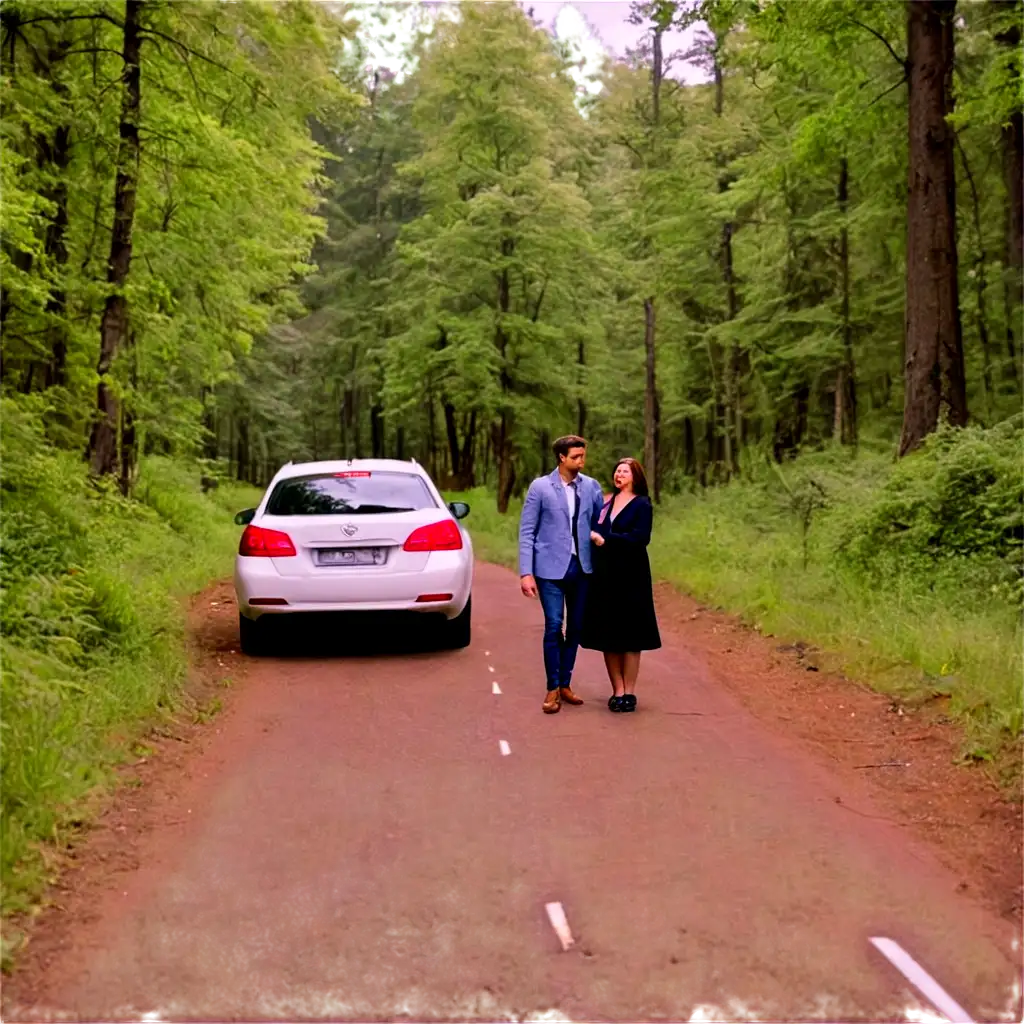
[{"left": 580, "top": 494, "right": 662, "bottom": 653}]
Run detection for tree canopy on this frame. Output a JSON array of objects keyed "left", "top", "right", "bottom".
[{"left": 2, "top": 0, "right": 1021, "bottom": 503}]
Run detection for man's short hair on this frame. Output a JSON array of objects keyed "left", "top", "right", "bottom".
[{"left": 552, "top": 435, "right": 587, "bottom": 460}]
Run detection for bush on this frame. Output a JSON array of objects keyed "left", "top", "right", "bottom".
[
  {"left": 0, "top": 396, "right": 261, "bottom": 927},
  {"left": 837, "top": 421, "right": 1024, "bottom": 598}
]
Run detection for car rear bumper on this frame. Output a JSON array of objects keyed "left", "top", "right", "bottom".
[{"left": 234, "top": 552, "right": 472, "bottom": 621}]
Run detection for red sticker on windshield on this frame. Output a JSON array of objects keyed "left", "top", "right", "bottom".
[{"left": 333, "top": 471, "right": 371, "bottom": 478}]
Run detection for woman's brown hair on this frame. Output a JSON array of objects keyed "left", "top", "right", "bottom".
[{"left": 613, "top": 458, "right": 649, "bottom": 498}]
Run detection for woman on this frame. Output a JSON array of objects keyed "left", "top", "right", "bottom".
[{"left": 580, "top": 457, "right": 661, "bottom": 713}]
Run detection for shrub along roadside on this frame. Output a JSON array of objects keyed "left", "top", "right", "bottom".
[
  {"left": 446, "top": 424, "right": 1023, "bottom": 783},
  {"left": 1, "top": 400, "right": 260, "bottom": 946}
]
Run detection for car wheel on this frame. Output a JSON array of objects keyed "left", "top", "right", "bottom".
[
  {"left": 239, "top": 612, "right": 267, "bottom": 656},
  {"left": 445, "top": 595, "right": 471, "bottom": 649}
]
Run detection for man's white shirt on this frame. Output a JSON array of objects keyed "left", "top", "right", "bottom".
[{"left": 561, "top": 475, "right": 577, "bottom": 557}]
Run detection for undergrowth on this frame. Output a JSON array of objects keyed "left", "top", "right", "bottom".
[
  {"left": 0, "top": 396, "right": 260, "bottom": 951},
  {"left": 447, "top": 421, "right": 1023, "bottom": 784}
]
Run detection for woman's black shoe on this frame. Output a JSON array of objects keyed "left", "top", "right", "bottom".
[
  {"left": 620, "top": 694, "right": 637, "bottom": 712},
  {"left": 608, "top": 695, "right": 624, "bottom": 712}
]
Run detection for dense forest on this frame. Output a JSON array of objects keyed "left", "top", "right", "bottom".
[
  {"left": 1, "top": 0, "right": 1022, "bottom": 929},
  {"left": 2, "top": 0, "right": 1021, "bottom": 506}
]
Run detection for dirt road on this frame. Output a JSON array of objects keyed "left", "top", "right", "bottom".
[{"left": 4, "top": 563, "right": 1021, "bottom": 1021}]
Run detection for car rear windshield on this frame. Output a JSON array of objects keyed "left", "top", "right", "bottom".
[{"left": 266, "top": 472, "right": 437, "bottom": 516}]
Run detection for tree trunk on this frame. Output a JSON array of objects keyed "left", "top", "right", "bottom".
[
  {"left": 352, "top": 390, "right": 362, "bottom": 457},
  {"left": 683, "top": 416, "right": 695, "bottom": 477},
  {"left": 344, "top": 347, "right": 360, "bottom": 457},
  {"left": 459, "top": 410, "right": 477, "bottom": 488},
  {"left": 41, "top": 118, "right": 71, "bottom": 390},
  {"left": 643, "top": 297, "right": 660, "bottom": 501},
  {"left": 722, "top": 220, "right": 740, "bottom": 477},
  {"left": 1003, "top": 108, "right": 1023, "bottom": 385},
  {"left": 996, "top": 1, "right": 1023, "bottom": 385},
  {"left": 494, "top": 251, "right": 515, "bottom": 511},
  {"left": 427, "top": 395, "right": 438, "bottom": 479},
  {"left": 341, "top": 388, "right": 357, "bottom": 458},
  {"left": 118, "top": 331, "right": 138, "bottom": 496},
  {"left": 494, "top": 415, "right": 515, "bottom": 514},
  {"left": 834, "top": 156, "right": 858, "bottom": 446},
  {"left": 636, "top": 13, "right": 669, "bottom": 497},
  {"left": 370, "top": 403, "right": 384, "bottom": 458},
  {"left": 86, "top": 0, "right": 143, "bottom": 478},
  {"left": 444, "top": 401, "right": 461, "bottom": 479},
  {"left": 651, "top": 18, "right": 664, "bottom": 126},
  {"left": 703, "top": 414, "right": 717, "bottom": 485},
  {"left": 899, "top": 0, "right": 966, "bottom": 457},
  {"left": 236, "top": 418, "right": 250, "bottom": 484},
  {"left": 201, "top": 387, "right": 219, "bottom": 460},
  {"left": 713, "top": 28, "right": 740, "bottom": 479},
  {"left": 956, "top": 137, "right": 995, "bottom": 417}
]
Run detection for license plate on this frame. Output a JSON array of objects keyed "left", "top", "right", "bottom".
[{"left": 316, "top": 547, "right": 386, "bottom": 566}]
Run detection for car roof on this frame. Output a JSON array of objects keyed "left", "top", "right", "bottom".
[{"left": 272, "top": 459, "right": 429, "bottom": 481}]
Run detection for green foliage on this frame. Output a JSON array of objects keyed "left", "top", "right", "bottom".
[
  {"left": 837, "top": 421, "right": 1024, "bottom": 597},
  {"left": 1, "top": 0, "right": 360, "bottom": 465},
  {"left": 383, "top": 4, "right": 599, "bottom": 496},
  {"left": 0, "top": 396, "right": 260, "bottom": 923},
  {"left": 194, "top": 0, "right": 1021, "bottom": 499}
]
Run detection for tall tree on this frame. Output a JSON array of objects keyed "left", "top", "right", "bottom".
[
  {"left": 994, "top": 0, "right": 1023, "bottom": 386},
  {"left": 384, "top": 3, "right": 598, "bottom": 511},
  {"left": 86, "top": 0, "right": 143, "bottom": 483},
  {"left": 899, "top": 0, "right": 967, "bottom": 456},
  {"left": 635, "top": 2, "right": 675, "bottom": 499}
]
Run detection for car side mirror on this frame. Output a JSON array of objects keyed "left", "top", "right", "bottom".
[
  {"left": 448, "top": 501, "right": 470, "bottom": 520},
  {"left": 234, "top": 508, "right": 256, "bottom": 526}
]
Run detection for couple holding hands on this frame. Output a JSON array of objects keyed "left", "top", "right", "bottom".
[{"left": 518, "top": 434, "right": 661, "bottom": 715}]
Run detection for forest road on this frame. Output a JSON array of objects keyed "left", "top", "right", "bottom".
[{"left": 4, "top": 562, "right": 1020, "bottom": 1022}]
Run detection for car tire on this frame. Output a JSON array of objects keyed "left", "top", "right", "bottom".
[
  {"left": 445, "top": 595, "right": 471, "bottom": 649},
  {"left": 239, "top": 612, "right": 267, "bottom": 656}
]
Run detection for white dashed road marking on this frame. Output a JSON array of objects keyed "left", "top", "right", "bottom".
[
  {"left": 492, "top": 682, "right": 502, "bottom": 694},
  {"left": 545, "top": 902, "right": 575, "bottom": 951},
  {"left": 488, "top": 666, "right": 496, "bottom": 673},
  {"left": 499, "top": 740, "right": 511, "bottom": 756},
  {"left": 869, "top": 937, "right": 973, "bottom": 1022}
]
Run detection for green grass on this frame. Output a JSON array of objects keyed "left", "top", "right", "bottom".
[
  {"left": 447, "top": 443, "right": 1022, "bottom": 780},
  {"left": 1, "top": 406, "right": 261, "bottom": 947},
  {"left": 650, "top": 487, "right": 1022, "bottom": 763}
]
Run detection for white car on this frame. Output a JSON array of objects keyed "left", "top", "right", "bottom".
[{"left": 232, "top": 458, "right": 473, "bottom": 654}]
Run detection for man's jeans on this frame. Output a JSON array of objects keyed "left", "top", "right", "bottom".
[{"left": 536, "top": 555, "right": 588, "bottom": 692}]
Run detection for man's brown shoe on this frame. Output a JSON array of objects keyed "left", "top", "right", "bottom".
[
  {"left": 542, "top": 690, "right": 561, "bottom": 714},
  {"left": 559, "top": 687, "right": 584, "bottom": 705}
]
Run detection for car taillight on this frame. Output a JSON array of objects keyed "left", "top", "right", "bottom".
[
  {"left": 239, "top": 525, "right": 297, "bottom": 557},
  {"left": 403, "top": 519, "right": 463, "bottom": 552}
]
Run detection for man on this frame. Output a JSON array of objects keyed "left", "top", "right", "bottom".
[{"left": 518, "top": 435, "right": 605, "bottom": 714}]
